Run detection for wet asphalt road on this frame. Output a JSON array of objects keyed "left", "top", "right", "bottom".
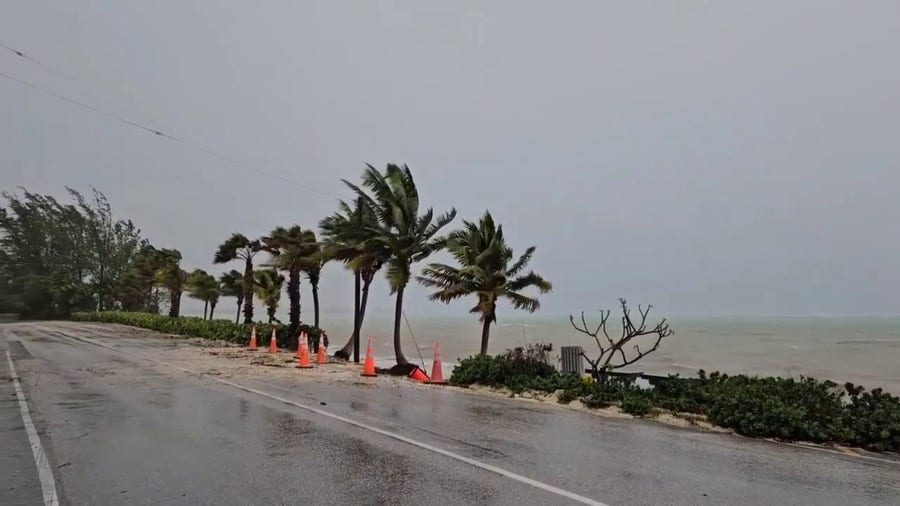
[{"left": 2, "top": 322, "right": 899, "bottom": 505}]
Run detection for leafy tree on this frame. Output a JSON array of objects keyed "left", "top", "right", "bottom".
[
  {"left": 186, "top": 269, "right": 221, "bottom": 319},
  {"left": 154, "top": 249, "right": 186, "bottom": 317},
  {"left": 117, "top": 244, "right": 162, "bottom": 312},
  {"left": 0, "top": 188, "right": 146, "bottom": 317},
  {"left": 69, "top": 188, "right": 146, "bottom": 311},
  {"left": 253, "top": 268, "right": 284, "bottom": 323},
  {"left": 262, "top": 226, "right": 317, "bottom": 343},
  {"left": 213, "top": 234, "right": 261, "bottom": 324},
  {"left": 320, "top": 198, "right": 391, "bottom": 361},
  {"left": 218, "top": 270, "right": 244, "bottom": 324},
  {"left": 418, "top": 211, "right": 552, "bottom": 355},
  {"left": 344, "top": 164, "right": 456, "bottom": 366}
]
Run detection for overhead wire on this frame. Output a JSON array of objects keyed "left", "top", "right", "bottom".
[{"left": 0, "top": 42, "right": 341, "bottom": 201}]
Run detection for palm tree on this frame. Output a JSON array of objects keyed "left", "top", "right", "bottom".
[
  {"left": 253, "top": 268, "right": 284, "bottom": 323},
  {"left": 301, "top": 245, "right": 326, "bottom": 329},
  {"left": 320, "top": 198, "right": 390, "bottom": 361},
  {"left": 213, "top": 234, "right": 261, "bottom": 324},
  {"left": 418, "top": 211, "right": 552, "bottom": 355},
  {"left": 344, "top": 164, "right": 456, "bottom": 367},
  {"left": 218, "top": 270, "right": 244, "bottom": 324},
  {"left": 154, "top": 248, "right": 186, "bottom": 317},
  {"left": 186, "top": 269, "right": 220, "bottom": 319},
  {"left": 262, "top": 226, "right": 318, "bottom": 343}
]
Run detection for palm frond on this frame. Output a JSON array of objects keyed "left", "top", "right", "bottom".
[
  {"left": 503, "top": 291, "right": 541, "bottom": 313},
  {"left": 506, "top": 246, "right": 536, "bottom": 277},
  {"left": 507, "top": 271, "right": 553, "bottom": 293}
]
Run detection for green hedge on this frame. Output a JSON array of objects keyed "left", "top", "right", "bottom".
[
  {"left": 70, "top": 311, "right": 326, "bottom": 350},
  {"left": 450, "top": 351, "right": 900, "bottom": 452}
]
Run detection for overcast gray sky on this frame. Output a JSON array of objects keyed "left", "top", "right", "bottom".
[{"left": 2, "top": 1, "right": 899, "bottom": 317}]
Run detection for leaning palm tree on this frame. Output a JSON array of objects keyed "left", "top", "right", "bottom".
[
  {"left": 418, "top": 211, "right": 552, "bottom": 355},
  {"left": 186, "top": 269, "right": 220, "bottom": 319},
  {"left": 154, "top": 248, "right": 186, "bottom": 317},
  {"left": 301, "top": 244, "right": 327, "bottom": 329},
  {"left": 344, "top": 164, "right": 456, "bottom": 367},
  {"left": 213, "top": 234, "right": 261, "bottom": 324},
  {"left": 253, "top": 268, "right": 284, "bottom": 323},
  {"left": 218, "top": 270, "right": 244, "bottom": 324},
  {"left": 262, "top": 226, "right": 318, "bottom": 343},
  {"left": 320, "top": 197, "right": 391, "bottom": 361}
]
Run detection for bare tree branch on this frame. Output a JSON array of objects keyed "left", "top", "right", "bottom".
[{"left": 571, "top": 299, "right": 674, "bottom": 383}]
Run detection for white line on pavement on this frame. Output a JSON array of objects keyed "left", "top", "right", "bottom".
[
  {"left": 51, "top": 329, "right": 611, "bottom": 506},
  {"left": 6, "top": 348, "right": 60, "bottom": 506}
]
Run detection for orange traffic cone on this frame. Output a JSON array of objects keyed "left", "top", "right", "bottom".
[
  {"left": 428, "top": 341, "right": 447, "bottom": 385},
  {"left": 408, "top": 366, "right": 429, "bottom": 382},
  {"left": 361, "top": 337, "right": 377, "bottom": 377},
  {"left": 297, "top": 334, "right": 313, "bottom": 369},
  {"left": 316, "top": 333, "right": 328, "bottom": 365},
  {"left": 247, "top": 326, "right": 258, "bottom": 351},
  {"left": 295, "top": 331, "right": 306, "bottom": 359},
  {"left": 268, "top": 329, "right": 278, "bottom": 353}
]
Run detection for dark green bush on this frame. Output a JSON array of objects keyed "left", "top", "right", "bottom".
[
  {"left": 621, "top": 395, "right": 654, "bottom": 417},
  {"left": 843, "top": 384, "right": 900, "bottom": 452},
  {"left": 451, "top": 354, "right": 900, "bottom": 452},
  {"left": 557, "top": 389, "right": 579, "bottom": 404},
  {"left": 449, "top": 354, "right": 508, "bottom": 387},
  {"left": 450, "top": 342, "right": 558, "bottom": 390},
  {"left": 71, "top": 311, "right": 325, "bottom": 349}
]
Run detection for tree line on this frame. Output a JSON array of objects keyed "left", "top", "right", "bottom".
[{"left": 1, "top": 164, "right": 552, "bottom": 363}]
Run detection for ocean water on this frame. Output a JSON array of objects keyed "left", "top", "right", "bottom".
[{"left": 317, "top": 312, "right": 900, "bottom": 393}]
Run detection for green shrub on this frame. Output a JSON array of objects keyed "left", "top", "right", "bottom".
[
  {"left": 70, "top": 311, "right": 324, "bottom": 349},
  {"left": 581, "top": 393, "right": 613, "bottom": 409},
  {"left": 449, "top": 354, "right": 508, "bottom": 387},
  {"left": 451, "top": 355, "right": 900, "bottom": 452},
  {"left": 557, "top": 388, "right": 579, "bottom": 404},
  {"left": 621, "top": 395, "right": 654, "bottom": 417},
  {"left": 843, "top": 384, "right": 900, "bottom": 452},
  {"left": 450, "top": 342, "right": 558, "bottom": 389}
]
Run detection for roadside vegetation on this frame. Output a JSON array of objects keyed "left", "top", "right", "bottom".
[
  {"left": 70, "top": 311, "right": 323, "bottom": 349},
  {"left": 450, "top": 343, "right": 900, "bottom": 452},
  {"left": 0, "top": 163, "right": 552, "bottom": 366}
]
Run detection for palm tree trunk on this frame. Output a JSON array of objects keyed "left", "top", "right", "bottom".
[
  {"left": 203, "top": 301, "right": 208, "bottom": 320},
  {"left": 336, "top": 271, "right": 360, "bottom": 361},
  {"left": 392, "top": 285, "right": 408, "bottom": 366},
  {"left": 312, "top": 283, "right": 320, "bottom": 328},
  {"left": 357, "top": 275, "right": 372, "bottom": 360},
  {"left": 287, "top": 268, "right": 301, "bottom": 348},
  {"left": 480, "top": 318, "right": 492, "bottom": 355},
  {"left": 209, "top": 300, "right": 216, "bottom": 320},
  {"left": 242, "top": 257, "right": 254, "bottom": 324},
  {"left": 235, "top": 299, "right": 241, "bottom": 324},
  {"left": 268, "top": 306, "right": 275, "bottom": 324}
]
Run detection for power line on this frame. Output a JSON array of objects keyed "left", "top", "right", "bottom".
[
  {"left": 0, "top": 41, "right": 96, "bottom": 91},
  {"left": 0, "top": 69, "right": 179, "bottom": 140},
  {"left": 0, "top": 43, "right": 341, "bottom": 201}
]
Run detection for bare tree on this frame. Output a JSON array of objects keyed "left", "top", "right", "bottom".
[{"left": 570, "top": 298, "right": 673, "bottom": 383}]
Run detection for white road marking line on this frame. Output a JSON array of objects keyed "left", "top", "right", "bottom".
[
  {"left": 6, "top": 349, "right": 60, "bottom": 506},
  {"left": 50, "top": 329, "right": 610, "bottom": 506}
]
